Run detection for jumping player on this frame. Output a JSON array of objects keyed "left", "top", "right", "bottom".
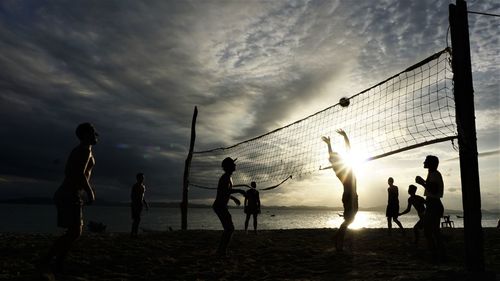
[{"left": 322, "top": 129, "right": 358, "bottom": 251}]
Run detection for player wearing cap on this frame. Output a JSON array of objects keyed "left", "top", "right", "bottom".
[{"left": 213, "top": 157, "right": 246, "bottom": 256}]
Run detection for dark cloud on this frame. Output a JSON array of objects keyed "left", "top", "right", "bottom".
[{"left": 0, "top": 1, "right": 200, "bottom": 200}]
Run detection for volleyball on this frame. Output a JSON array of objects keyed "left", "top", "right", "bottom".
[{"left": 339, "top": 97, "right": 350, "bottom": 107}]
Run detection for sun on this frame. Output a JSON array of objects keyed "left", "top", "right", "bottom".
[{"left": 339, "top": 150, "right": 368, "bottom": 173}]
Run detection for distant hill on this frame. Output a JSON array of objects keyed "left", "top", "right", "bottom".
[
  {"left": 0, "top": 197, "right": 498, "bottom": 214},
  {"left": 0, "top": 197, "right": 54, "bottom": 205},
  {"left": 0, "top": 197, "right": 125, "bottom": 206},
  {"left": 0, "top": 199, "right": 381, "bottom": 212},
  {"left": 0, "top": 197, "right": 208, "bottom": 208}
]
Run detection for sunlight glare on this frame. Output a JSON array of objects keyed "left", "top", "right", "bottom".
[
  {"left": 348, "top": 211, "right": 369, "bottom": 230},
  {"left": 326, "top": 211, "right": 370, "bottom": 230},
  {"left": 339, "top": 150, "right": 368, "bottom": 174}
]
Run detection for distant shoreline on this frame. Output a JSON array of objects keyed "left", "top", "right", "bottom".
[{"left": 1, "top": 197, "right": 499, "bottom": 214}]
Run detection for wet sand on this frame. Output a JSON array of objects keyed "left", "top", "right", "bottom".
[{"left": 1, "top": 228, "right": 498, "bottom": 280}]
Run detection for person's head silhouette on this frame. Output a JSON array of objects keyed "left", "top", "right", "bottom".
[
  {"left": 76, "top": 122, "right": 98, "bottom": 145},
  {"left": 423, "top": 155, "right": 439, "bottom": 170},
  {"left": 136, "top": 173, "right": 144, "bottom": 183},
  {"left": 250, "top": 181, "right": 256, "bottom": 189},
  {"left": 221, "top": 157, "right": 236, "bottom": 173},
  {"left": 388, "top": 177, "right": 394, "bottom": 186},
  {"left": 408, "top": 184, "right": 417, "bottom": 195}
]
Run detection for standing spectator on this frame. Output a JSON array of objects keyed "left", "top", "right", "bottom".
[
  {"left": 244, "top": 181, "right": 261, "bottom": 233},
  {"left": 131, "top": 172, "right": 149, "bottom": 238},
  {"left": 386, "top": 177, "right": 404, "bottom": 235}
]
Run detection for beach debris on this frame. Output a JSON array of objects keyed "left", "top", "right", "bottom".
[
  {"left": 141, "top": 227, "right": 163, "bottom": 233},
  {"left": 87, "top": 221, "right": 106, "bottom": 233},
  {"left": 39, "top": 272, "right": 56, "bottom": 281}
]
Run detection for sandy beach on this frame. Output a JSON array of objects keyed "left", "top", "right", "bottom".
[{"left": 1, "top": 228, "right": 498, "bottom": 281}]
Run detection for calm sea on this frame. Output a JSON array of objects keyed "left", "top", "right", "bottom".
[{"left": 0, "top": 204, "right": 498, "bottom": 233}]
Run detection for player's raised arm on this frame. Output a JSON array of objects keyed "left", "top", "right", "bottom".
[
  {"left": 322, "top": 136, "right": 334, "bottom": 155},
  {"left": 336, "top": 129, "right": 351, "bottom": 151}
]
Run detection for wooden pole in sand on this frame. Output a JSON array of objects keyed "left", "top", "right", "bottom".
[
  {"left": 181, "top": 106, "right": 198, "bottom": 230},
  {"left": 449, "top": 0, "right": 484, "bottom": 272}
]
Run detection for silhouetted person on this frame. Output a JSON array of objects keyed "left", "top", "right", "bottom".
[
  {"left": 131, "top": 172, "right": 149, "bottom": 237},
  {"left": 244, "top": 181, "right": 261, "bottom": 233},
  {"left": 386, "top": 177, "right": 404, "bottom": 235},
  {"left": 399, "top": 184, "right": 426, "bottom": 244},
  {"left": 213, "top": 157, "right": 245, "bottom": 256},
  {"left": 39, "top": 123, "right": 98, "bottom": 278},
  {"left": 416, "top": 155, "right": 446, "bottom": 262},
  {"left": 322, "top": 129, "right": 358, "bottom": 251}
]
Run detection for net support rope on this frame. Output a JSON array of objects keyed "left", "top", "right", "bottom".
[{"left": 189, "top": 48, "right": 456, "bottom": 190}]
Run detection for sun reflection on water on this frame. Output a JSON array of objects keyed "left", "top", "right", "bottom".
[
  {"left": 349, "top": 211, "right": 370, "bottom": 229},
  {"left": 326, "top": 211, "right": 381, "bottom": 230}
]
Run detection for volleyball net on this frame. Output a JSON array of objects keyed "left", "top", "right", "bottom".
[{"left": 188, "top": 48, "right": 456, "bottom": 190}]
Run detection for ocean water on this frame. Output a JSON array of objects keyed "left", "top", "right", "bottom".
[{"left": 0, "top": 204, "right": 498, "bottom": 233}]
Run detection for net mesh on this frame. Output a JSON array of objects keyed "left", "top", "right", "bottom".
[{"left": 189, "top": 48, "right": 456, "bottom": 189}]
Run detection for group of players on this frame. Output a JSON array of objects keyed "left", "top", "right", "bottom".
[
  {"left": 213, "top": 129, "right": 446, "bottom": 261},
  {"left": 39, "top": 123, "right": 446, "bottom": 279}
]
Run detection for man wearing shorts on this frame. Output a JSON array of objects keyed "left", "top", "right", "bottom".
[{"left": 40, "top": 122, "right": 98, "bottom": 277}]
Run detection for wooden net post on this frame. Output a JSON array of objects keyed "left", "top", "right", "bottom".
[
  {"left": 449, "top": 0, "right": 484, "bottom": 272},
  {"left": 181, "top": 106, "right": 198, "bottom": 230}
]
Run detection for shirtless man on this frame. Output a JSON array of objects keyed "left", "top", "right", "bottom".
[
  {"left": 399, "top": 184, "right": 426, "bottom": 243},
  {"left": 131, "top": 173, "right": 149, "bottom": 237},
  {"left": 40, "top": 123, "right": 98, "bottom": 278},
  {"left": 212, "top": 157, "right": 245, "bottom": 256},
  {"left": 244, "top": 181, "right": 261, "bottom": 233},
  {"left": 416, "top": 155, "right": 446, "bottom": 261},
  {"left": 322, "top": 129, "right": 358, "bottom": 251},
  {"left": 386, "top": 177, "right": 404, "bottom": 235}
]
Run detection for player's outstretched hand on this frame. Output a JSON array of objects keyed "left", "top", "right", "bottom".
[
  {"left": 415, "top": 176, "right": 425, "bottom": 185},
  {"left": 321, "top": 136, "right": 331, "bottom": 144},
  {"left": 231, "top": 196, "right": 241, "bottom": 206}
]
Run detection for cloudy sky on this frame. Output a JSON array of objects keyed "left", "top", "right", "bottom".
[{"left": 0, "top": 0, "right": 498, "bottom": 210}]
